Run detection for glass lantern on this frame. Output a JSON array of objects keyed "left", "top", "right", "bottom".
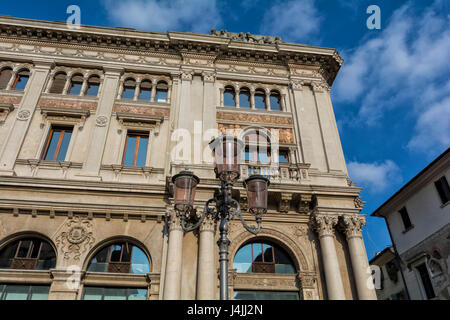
[
  {"left": 244, "top": 175, "right": 270, "bottom": 216},
  {"left": 209, "top": 135, "right": 244, "bottom": 184},
  {"left": 171, "top": 171, "right": 200, "bottom": 213}
]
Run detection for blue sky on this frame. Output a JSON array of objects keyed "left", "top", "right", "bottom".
[{"left": 1, "top": 0, "right": 449, "bottom": 259}]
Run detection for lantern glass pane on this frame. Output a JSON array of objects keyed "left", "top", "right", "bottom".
[
  {"left": 173, "top": 174, "right": 198, "bottom": 212},
  {"left": 246, "top": 178, "right": 269, "bottom": 215}
]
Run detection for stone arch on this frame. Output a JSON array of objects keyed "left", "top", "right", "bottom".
[
  {"left": 82, "top": 235, "right": 152, "bottom": 272},
  {"left": 229, "top": 227, "right": 309, "bottom": 272}
]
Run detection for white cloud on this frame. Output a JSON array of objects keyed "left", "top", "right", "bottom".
[
  {"left": 103, "top": 0, "right": 222, "bottom": 33},
  {"left": 334, "top": 1, "right": 450, "bottom": 153},
  {"left": 348, "top": 160, "right": 402, "bottom": 193},
  {"left": 260, "top": 0, "right": 322, "bottom": 43}
]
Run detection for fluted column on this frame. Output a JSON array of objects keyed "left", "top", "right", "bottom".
[
  {"left": 341, "top": 215, "right": 377, "bottom": 300},
  {"left": 312, "top": 214, "right": 346, "bottom": 300},
  {"left": 163, "top": 210, "right": 184, "bottom": 300},
  {"left": 197, "top": 215, "right": 216, "bottom": 300}
]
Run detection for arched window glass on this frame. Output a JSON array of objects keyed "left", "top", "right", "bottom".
[
  {"left": 155, "top": 81, "right": 168, "bottom": 102},
  {"left": 239, "top": 87, "right": 251, "bottom": 108},
  {"left": 233, "top": 241, "right": 296, "bottom": 274},
  {"left": 122, "top": 78, "right": 136, "bottom": 100},
  {"left": 139, "top": 80, "right": 152, "bottom": 101},
  {"left": 49, "top": 72, "right": 67, "bottom": 94},
  {"left": 85, "top": 75, "right": 100, "bottom": 97},
  {"left": 68, "top": 74, "right": 83, "bottom": 95},
  {"left": 254, "top": 89, "right": 266, "bottom": 110},
  {"left": 270, "top": 91, "right": 281, "bottom": 111},
  {"left": 224, "top": 86, "right": 235, "bottom": 107},
  {"left": 0, "top": 237, "right": 56, "bottom": 270},
  {"left": 12, "top": 70, "right": 30, "bottom": 91},
  {"left": 87, "top": 241, "right": 150, "bottom": 274},
  {"left": 0, "top": 68, "right": 13, "bottom": 90}
]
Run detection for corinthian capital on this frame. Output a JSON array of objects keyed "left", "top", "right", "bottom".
[
  {"left": 199, "top": 214, "right": 216, "bottom": 233},
  {"left": 311, "top": 214, "right": 338, "bottom": 238},
  {"left": 167, "top": 209, "right": 182, "bottom": 232},
  {"left": 340, "top": 215, "right": 366, "bottom": 239}
]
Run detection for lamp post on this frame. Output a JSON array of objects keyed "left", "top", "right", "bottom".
[{"left": 171, "top": 135, "right": 270, "bottom": 300}]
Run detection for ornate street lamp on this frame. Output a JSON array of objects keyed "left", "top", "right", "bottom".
[{"left": 171, "top": 135, "right": 270, "bottom": 300}]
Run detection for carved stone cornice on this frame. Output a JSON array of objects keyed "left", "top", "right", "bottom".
[
  {"left": 297, "top": 194, "right": 312, "bottom": 215},
  {"left": 278, "top": 193, "right": 292, "bottom": 213},
  {"left": 340, "top": 215, "right": 366, "bottom": 240},
  {"left": 40, "top": 106, "right": 90, "bottom": 129},
  {"left": 0, "top": 16, "right": 342, "bottom": 85},
  {"left": 311, "top": 214, "right": 339, "bottom": 238}
]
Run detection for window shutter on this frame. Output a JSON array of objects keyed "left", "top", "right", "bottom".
[
  {"left": 0, "top": 68, "right": 13, "bottom": 89},
  {"left": 50, "top": 73, "right": 67, "bottom": 94}
]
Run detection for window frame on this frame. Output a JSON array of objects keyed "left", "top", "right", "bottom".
[
  {"left": 434, "top": 176, "right": 450, "bottom": 205},
  {"left": 41, "top": 125, "right": 74, "bottom": 162},
  {"left": 122, "top": 131, "right": 150, "bottom": 167},
  {"left": 11, "top": 70, "right": 30, "bottom": 91},
  {"left": 398, "top": 206, "right": 413, "bottom": 232}
]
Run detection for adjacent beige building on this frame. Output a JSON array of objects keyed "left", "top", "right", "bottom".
[{"left": 0, "top": 16, "right": 376, "bottom": 300}]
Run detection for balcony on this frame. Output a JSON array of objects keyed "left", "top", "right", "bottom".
[{"left": 240, "top": 163, "right": 310, "bottom": 184}]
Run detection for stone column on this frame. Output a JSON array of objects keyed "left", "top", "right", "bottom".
[
  {"left": 79, "top": 75, "right": 88, "bottom": 97},
  {"left": 341, "top": 215, "right": 377, "bottom": 300},
  {"left": 265, "top": 89, "right": 271, "bottom": 111},
  {"left": 250, "top": 88, "right": 255, "bottom": 109},
  {"left": 78, "top": 66, "right": 122, "bottom": 179},
  {"left": 234, "top": 85, "right": 240, "bottom": 108},
  {"left": 133, "top": 78, "right": 141, "bottom": 101},
  {"left": 62, "top": 71, "right": 73, "bottom": 95},
  {"left": 197, "top": 215, "right": 216, "bottom": 300},
  {"left": 312, "top": 214, "right": 346, "bottom": 300},
  {"left": 0, "top": 60, "right": 53, "bottom": 176},
  {"left": 163, "top": 211, "right": 184, "bottom": 300},
  {"left": 150, "top": 79, "right": 157, "bottom": 102}
]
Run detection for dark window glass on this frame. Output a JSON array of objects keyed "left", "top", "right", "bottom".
[
  {"left": 399, "top": 207, "right": 412, "bottom": 230},
  {"left": 122, "top": 78, "right": 136, "bottom": 99},
  {"left": 234, "top": 290, "right": 299, "bottom": 300},
  {"left": 49, "top": 73, "right": 67, "bottom": 94},
  {"left": 233, "top": 241, "right": 296, "bottom": 275},
  {"left": 434, "top": 176, "right": 450, "bottom": 204},
  {"left": 85, "top": 76, "right": 100, "bottom": 97},
  {"left": 43, "top": 127, "right": 73, "bottom": 161},
  {"left": 0, "top": 68, "right": 13, "bottom": 89},
  {"left": 87, "top": 242, "right": 150, "bottom": 274},
  {"left": 155, "top": 81, "right": 168, "bottom": 102},
  {"left": 68, "top": 74, "right": 83, "bottom": 95},
  {"left": 224, "top": 87, "right": 235, "bottom": 107},
  {"left": 82, "top": 287, "right": 147, "bottom": 300},
  {"left": 139, "top": 80, "right": 152, "bottom": 101},
  {"left": 12, "top": 70, "right": 30, "bottom": 91},
  {"left": 270, "top": 92, "right": 281, "bottom": 111},
  {"left": 0, "top": 238, "right": 56, "bottom": 271},
  {"left": 239, "top": 88, "right": 251, "bottom": 108},
  {"left": 416, "top": 263, "right": 435, "bottom": 299},
  {"left": 279, "top": 150, "right": 289, "bottom": 163},
  {"left": 254, "top": 90, "right": 266, "bottom": 109},
  {"left": 123, "top": 132, "right": 149, "bottom": 167}
]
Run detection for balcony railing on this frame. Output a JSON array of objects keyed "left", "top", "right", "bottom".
[{"left": 240, "top": 163, "right": 310, "bottom": 183}]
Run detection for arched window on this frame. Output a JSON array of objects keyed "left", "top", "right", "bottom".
[
  {"left": 155, "top": 81, "right": 168, "bottom": 102},
  {"left": 239, "top": 87, "right": 251, "bottom": 108},
  {"left": 85, "top": 75, "right": 100, "bottom": 97},
  {"left": 0, "top": 67, "right": 13, "bottom": 90},
  {"left": 68, "top": 73, "right": 83, "bottom": 95},
  {"left": 87, "top": 241, "right": 150, "bottom": 274},
  {"left": 122, "top": 78, "right": 136, "bottom": 100},
  {"left": 12, "top": 69, "right": 30, "bottom": 91},
  {"left": 254, "top": 89, "right": 266, "bottom": 110},
  {"left": 243, "top": 130, "right": 271, "bottom": 164},
  {"left": 233, "top": 240, "right": 296, "bottom": 274},
  {"left": 270, "top": 90, "right": 282, "bottom": 111},
  {"left": 138, "top": 80, "right": 152, "bottom": 101},
  {"left": 0, "top": 237, "right": 56, "bottom": 270},
  {"left": 224, "top": 86, "right": 236, "bottom": 107},
  {"left": 49, "top": 72, "right": 67, "bottom": 94}
]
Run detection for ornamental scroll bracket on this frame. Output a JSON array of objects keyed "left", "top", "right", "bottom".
[{"left": 0, "top": 103, "right": 14, "bottom": 125}]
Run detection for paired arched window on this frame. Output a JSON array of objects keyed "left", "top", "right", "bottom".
[
  {"left": 85, "top": 75, "right": 100, "bottom": 96},
  {"left": 67, "top": 73, "right": 84, "bottom": 95},
  {"left": 239, "top": 87, "right": 251, "bottom": 108},
  {"left": 122, "top": 78, "right": 136, "bottom": 100},
  {"left": 270, "top": 90, "right": 281, "bottom": 111},
  {"left": 49, "top": 72, "right": 67, "bottom": 94},
  {"left": 233, "top": 240, "right": 296, "bottom": 274},
  {"left": 243, "top": 130, "right": 290, "bottom": 166},
  {"left": 0, "top": 68, "right": 30, "bottom": 91},
  {"left": 0, "top": 237, "right": 56, "bottom": 270},
  {"left": 254, "top": 89, "right": 266, "bottom": 110},
  {"left": 120, "top": 78, "right": 168, "bottom": 103},
  {"left": 222, "top": 85, "right": 283, "bottom": 111},
  {"left": 224, "top": 86, "right": 236, "bottom": 107},
  {"left": 155, "top": 81, "right": 168, "bottom": 102},
  {"left": 138, "top": 80, "right": 152, "bottom": 100},
  {"left": 49, "top": 72, "right": 101, "bottom": 97},
  {"left": 87, "top": 241, "right": 150, "bottom": 274}
]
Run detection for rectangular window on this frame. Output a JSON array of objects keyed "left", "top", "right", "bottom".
[
  {"left": 233, "top": 290, "right": 299, "bottom": 300},
  {"left": 0, "top": 284, "right": 49, "bottom": 300},
  {"left": 279, "top": 150, "right": 289, "bottom": 163},
  {"left": 398, "top": 207, "right": 412, "bottom": 231},
  {"left": 123, "top": 132, "right": 149, "bottom": 167},
  {"left": 434, "top": 176, "right": 450, "bottom": 204},
  {"left": 42, "top": 126, "right": 73, "bottom": 161},
  {"left": 416, "top": 263, "right": 435, "bottom": 299},
  {"left": 82, "top": 287, "right": 147, "bottom": 300}
]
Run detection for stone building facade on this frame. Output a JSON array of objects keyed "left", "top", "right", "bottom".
[{"left": 0, "top": 16, "right": 376, "bottom": 300}]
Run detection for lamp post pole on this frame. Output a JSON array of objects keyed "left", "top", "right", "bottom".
[{"left": 171, "top": 135, "right": 270, "bottom": 300}]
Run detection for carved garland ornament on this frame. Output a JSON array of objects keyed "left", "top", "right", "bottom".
[{"left": 55, "top": 216, "right": 95, "bottom": 261}]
